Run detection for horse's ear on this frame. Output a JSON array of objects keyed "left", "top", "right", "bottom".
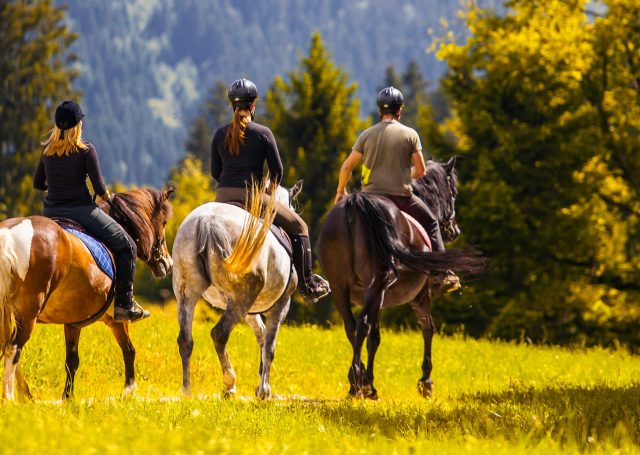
[
  {"left": 290, "top": 179, "right": 303, "bottom": 200},
  {"left": 164, "top": 187, "right": 175, "bottom": 200},
  {"left": 444, "top": 156, "right": 457, "bottom": 174}
]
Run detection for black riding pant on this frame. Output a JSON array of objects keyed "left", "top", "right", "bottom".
[
  {"left": 386, "top": 194, "right": 445, "bottom": 252},
  {"left": 44, "top": 204, "right": 137, "bottom": 306}
]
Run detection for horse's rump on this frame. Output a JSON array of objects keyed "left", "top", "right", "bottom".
[{"left": 180, "top": 203, "right": 292, "bottom": 313}]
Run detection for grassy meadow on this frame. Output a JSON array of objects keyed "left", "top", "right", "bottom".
[{"left": 1, "top": 302, "right": 639, "bottom": 454}]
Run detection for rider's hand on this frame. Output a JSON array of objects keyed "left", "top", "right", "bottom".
[
  {"left": 101, "top": 191, "right": 112, "bottom": 202},
  {"left": 335, "top": 190, "right": 346, "bottom": 204}
]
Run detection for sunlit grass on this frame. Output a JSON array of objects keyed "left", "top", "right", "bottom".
[{"left": 2, "top": 302, "right": 639, "bottom": 453}]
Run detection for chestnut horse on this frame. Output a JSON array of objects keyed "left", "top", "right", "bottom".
[
  {"left": 0, "top": 188, "right": 173, "bottom": 401},
  {"left": 317, "top": 158, "right": 485, "bottom": 399}
]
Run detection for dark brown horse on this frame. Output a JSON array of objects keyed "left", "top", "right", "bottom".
[
  {"left": 0, "top": 188, "right": 173, "bottom": 401},
  {"left": 317, "top": 158, "right": 484, "bottom": 399}
]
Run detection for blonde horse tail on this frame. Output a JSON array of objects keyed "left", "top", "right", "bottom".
[
  {"left": 224, "top": 177, "right": 278, "bottom": 276},
  {"left": 0, "top": 228, "right": 18, "bottom": 359}
]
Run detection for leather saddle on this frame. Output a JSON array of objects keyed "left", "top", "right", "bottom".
[{"left": 400, "top": 212, "right": 432, "bottom": 252}]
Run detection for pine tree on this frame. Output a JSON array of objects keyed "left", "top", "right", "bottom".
[
  {"left": 0, "top": 0, "right": 80, "bottom": 218},
  {"left": 264, "top": 32, "right": 365, "bottom": 322},
  {"left": 265, "top": 33, "right": 365, "bottom": 241}
]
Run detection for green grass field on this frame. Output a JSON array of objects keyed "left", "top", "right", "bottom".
[{"left": 2, "top": 302, "right": 639, "bottom": 454}]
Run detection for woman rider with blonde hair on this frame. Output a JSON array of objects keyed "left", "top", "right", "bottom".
[
  {"left": 33, "top": 101, "right": 149, "bottom": 321},
  {"left": 212, "top": 78, "right": 330, "bottom": 304}
]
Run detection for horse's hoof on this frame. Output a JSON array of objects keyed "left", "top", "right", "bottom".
[
  {"left": 123, "top": 383, "right": 137, "bottom": 397},
  {"left": 418, "top": 379, "right": 434, "bottom": 398},
  {"left": 222, "top": 388, "right": 236, "bottom": 399},
  {"left": 255, "top": 386, "right": 271, "bottom": 400}
]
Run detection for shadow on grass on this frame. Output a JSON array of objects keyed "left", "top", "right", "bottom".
[{"left": 314, "top": 384, "right": 640, "bottom": 445}]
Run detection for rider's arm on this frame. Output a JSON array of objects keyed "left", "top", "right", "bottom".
[
  {"left": 86, "top": 144, "right": 108, "bottom": 198},
  {"left": 335, "top": 150, "right": 363, "bottom": 204},
  {"left": 33, "top": 155, "right": 47, "bottom": 191},
  {"left": 211, "top": 131, "right": 222, "bottom": 182},
  {"left": 411, "top": 150, "right": 426, "bottom": 179},
  {"left": 263, "top": 128, "right": 284, "bottom": 185}
]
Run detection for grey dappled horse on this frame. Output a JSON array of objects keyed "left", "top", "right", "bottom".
[{"left": 172, "top": 181, "right": 303, "bottom": 399}]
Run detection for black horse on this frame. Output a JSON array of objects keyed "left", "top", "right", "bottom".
[{"left": 317, "top": 157, "right": 484, "bottom": 399}]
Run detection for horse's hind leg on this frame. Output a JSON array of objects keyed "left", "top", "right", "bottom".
[
  {"left": 257, "top": 296, "right": 291, "bottom": 400},
  {"left": 245, "top": 314, "right": 265, "bottom": 377},
  {"left": 3, "top": 316, "right": 36, "bottom": 401},
  {"left": 363, "top": 320, "right": 381, "bottom": 400},
  {"left": 62, "top": 325, "right": 81, "bottom": 400},
  {"left": 351, "top": 273, "right": 387, "bottom": 398},
  {"left": 177, "top": 294, "right": 198, "bottom": 395},
  {"left": 211, "top": 304, "right": 245, "bottom": 397},
  {"left": 104, "top": 318, "right": 136, "bottom": 395},
  {"left": 410, "top": 285, "right": 435, "bottom": 398}
]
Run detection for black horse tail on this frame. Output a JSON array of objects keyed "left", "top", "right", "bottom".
[{"left": 344, "top": 192, "right": 486, "bottom": 277}]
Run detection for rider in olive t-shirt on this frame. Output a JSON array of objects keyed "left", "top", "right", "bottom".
[
  {"left": 354, "top": 120, "right": 422, "bottom": 197},
  {"left": 336, "top": 87, "right": 445, "bottom": 253}
]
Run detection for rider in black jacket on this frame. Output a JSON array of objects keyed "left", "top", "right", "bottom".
[
  {"left": 211, "top": 79, "right": 330, "bottom": 304},
  {"left": 34, "top": 101, "right": 149, "bottom": 321}
]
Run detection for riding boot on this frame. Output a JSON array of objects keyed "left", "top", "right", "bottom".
[
  {"left": 113, "top": 243, "right": 150, "bottom": 322},
  {"left": 291, "top": 234, "right": 331, "bottom": 304}
]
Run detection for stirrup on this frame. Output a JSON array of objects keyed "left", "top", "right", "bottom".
[
  {"left": 301, "top": 275, "right": 331, "bottom": 304},
  {"left": 114, "top": 299, "right": 151, "bottom": 322},
  {"left": 436, "top": 271, "right": 461, "bottom": 293}
]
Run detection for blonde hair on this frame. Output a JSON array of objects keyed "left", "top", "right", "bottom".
[
  {"left": 224, "top": 109, "right": 251, "bottom": 155},
  {"left": 223, "top": 176, "right": 278, "bottom": 276},
  {"left": 41, "top": 122, "right": 88, "bottom": 157}
]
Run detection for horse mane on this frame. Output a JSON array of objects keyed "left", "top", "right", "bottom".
[
  {"left": 106, "top": 189, "right": 167, "bottom": 259},
  {"left": 411, "top": 160, "right": 457, "bottom": 218}
]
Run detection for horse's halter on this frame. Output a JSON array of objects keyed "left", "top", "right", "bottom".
[
  {"left": 440, "top": 175, "right": 459, "bottom": 240},
  {"left": 146, "top": 236, "right": 167, "bottom": 264}
]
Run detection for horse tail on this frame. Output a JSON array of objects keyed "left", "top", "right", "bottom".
[
  {"left": 344, "top": 192, "right": 485, "bottom": 277},
  {"left": 195, "top": 215, "right": 232, "bottom": 284},
  {"left": 223, "top": 178, "right": 278, "bottom": 276},
  {"left": 0, "top": 228, "right": 18, "bottom": 358}
]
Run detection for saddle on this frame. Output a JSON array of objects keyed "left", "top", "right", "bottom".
[
  {"left": 400, "top": 212, "right": 432, "bottom": 252},
  {"left": 51, "top": 217, "right": 117, "bottom": 327},
  {"left": 223, "top": 201, "right": 293, "bottom": 256},
  {"left": 51, "top": 217, "right": 115, "bottom": 280}
]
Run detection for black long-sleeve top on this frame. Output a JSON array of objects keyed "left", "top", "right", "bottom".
[
  {"left": 211, "top": 122, "right": 284, "bottom": 187},
  {"left": 33, "top": 142, "right": 108, "bottom": 208}
]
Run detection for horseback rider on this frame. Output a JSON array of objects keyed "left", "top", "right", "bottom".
[
  {"left": 335, "top": 87, "right": 460, "bottom": 290},
  {"left": 211, "top": 78, "right": 331, "bottom": 304},
  {"left": 33, "top": 101, "right": 150, "bottom": 322}
]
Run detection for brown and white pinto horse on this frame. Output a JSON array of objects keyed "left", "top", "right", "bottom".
[{"left": 0, "top": 188, "right": 173, "bottom": 401}]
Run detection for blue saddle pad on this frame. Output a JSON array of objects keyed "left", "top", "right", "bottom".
[{"left": 62, "top": 227, "right": 115, "bottom": 280}]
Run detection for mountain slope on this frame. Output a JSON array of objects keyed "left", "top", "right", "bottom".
[{"left": 60, "top": 0, "right": 501, "bottom": 185}]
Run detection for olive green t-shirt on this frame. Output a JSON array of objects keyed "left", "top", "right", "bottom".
[{"left": 352, "top": 120, "right": 422, "bottom": 196}]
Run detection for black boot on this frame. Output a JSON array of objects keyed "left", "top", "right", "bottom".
[
  {"left": 292, "top": 235, "right": 331, "bottom": 304},
  {"left": 114, "top": 295, "right": 150, "bottom": 322}
]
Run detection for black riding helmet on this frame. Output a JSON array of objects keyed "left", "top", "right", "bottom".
[
  {"left": 228, "top": 78, "right": 258, "bottom": 111},
  {"left": 377, "top": 86, "right": 404, "bottom": 115}
]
